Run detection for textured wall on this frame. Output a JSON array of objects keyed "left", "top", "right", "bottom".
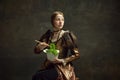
[{"left": 0, "top": 0, "right": 120, "bottom": 80}]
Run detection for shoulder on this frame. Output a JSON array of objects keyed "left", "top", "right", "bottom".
[
  {"left": 45, "top": 29, "right": 51, "bottom": 34},
  {"left": 40, "top": 29, "right": 51, "bottom": 41},
  {"left": 63, "top": 30, "right": 77, "bottom": 40},
  {"left": 69, "top": 31, "right": 77, "bottom": 40},
  {"left": 42, "top": 29, "right": 52, "bottom": 36}
]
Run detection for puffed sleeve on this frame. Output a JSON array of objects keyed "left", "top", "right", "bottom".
[
  {"left": 34, "top": 30, "right": 51, "bottom": 53},
  {"left": 64, "top": 31, "right": 80, "bottom": 63}
]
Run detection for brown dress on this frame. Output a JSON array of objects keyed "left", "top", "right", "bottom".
[{"left": 34, "top": 29, "right": 80, "bottom": 80}]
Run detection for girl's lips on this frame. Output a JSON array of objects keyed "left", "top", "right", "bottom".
[{"left": 59, "top": 25, "right": 63, "bottom": 27}]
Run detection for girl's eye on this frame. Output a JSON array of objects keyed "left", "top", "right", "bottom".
[{"left": 55, "top": 18, "right": 64, "bottom": 21}]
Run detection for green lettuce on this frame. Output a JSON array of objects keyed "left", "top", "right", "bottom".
[{"left": 46, "top": 43, "right": 59, "bottom": 56}]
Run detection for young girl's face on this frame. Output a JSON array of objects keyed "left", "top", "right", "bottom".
[{"left": 53, "top": 14, "right": 64, "bottom": 30}]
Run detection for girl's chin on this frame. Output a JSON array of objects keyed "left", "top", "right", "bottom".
[
  {"left": 59, "top": 26, "right": 63, "bottom": 29},
  {"left": 58, "top": 28, "right": 63, "bottom": 30},
  {"left": 54, "top": 27, "right": 63, "bottom": 30}
]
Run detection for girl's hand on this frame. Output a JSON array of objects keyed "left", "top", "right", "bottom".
[
  {"left": 35, "top": 40, "right": 49, "bottom": 50},
  {"left": 52, "top": 58, "right": 65, "bottom": 64},
  {"left": 39, "top": 42, "right": 49, "bottom": 46}
]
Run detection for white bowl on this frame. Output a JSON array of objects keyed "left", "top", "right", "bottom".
[{"left": 43, "top": 49, "right": 59, "bottom": 61}]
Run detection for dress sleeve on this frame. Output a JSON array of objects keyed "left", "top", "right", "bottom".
[
  {"left": 34, "top": 30, "right": 51, "bottom": 53},
  {"left": 64, "top": 31, "right": 80, "bottom": 63}
]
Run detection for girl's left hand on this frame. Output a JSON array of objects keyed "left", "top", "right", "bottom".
[{"left": 52, "top": 58, "right": 64, "bottom": 64}]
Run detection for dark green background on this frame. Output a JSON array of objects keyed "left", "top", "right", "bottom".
[{"left": 0, "top": 0, "right": 120, "bottom": 80}]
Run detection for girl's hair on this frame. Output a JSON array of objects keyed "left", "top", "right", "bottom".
[{"left": 51, "top": 11, "right": 64, "bottom": 26}]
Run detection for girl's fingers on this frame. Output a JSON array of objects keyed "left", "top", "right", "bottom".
[{"left": 35, "top": 40, "right": 49, "bottom": 46}]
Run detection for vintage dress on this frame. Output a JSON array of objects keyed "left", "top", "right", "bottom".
[{"left": 33, "top": 29, "right": 80, "bottom": 80}]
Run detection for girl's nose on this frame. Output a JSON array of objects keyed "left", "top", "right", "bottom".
[{"left": 60, "top": 20, "right": 63, "bottom": 23}]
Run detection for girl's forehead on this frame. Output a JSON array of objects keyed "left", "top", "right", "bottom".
[{"left": 56, "top": 14, "right": 64, "bottom": 18}]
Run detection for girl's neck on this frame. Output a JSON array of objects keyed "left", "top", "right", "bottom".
[{"left": 53, "top": 29, "right": 61, "bottom": 33}]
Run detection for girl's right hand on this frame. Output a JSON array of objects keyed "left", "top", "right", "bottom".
[{"left": 35, "top": 40, "right": 49, "bottom": 50}]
